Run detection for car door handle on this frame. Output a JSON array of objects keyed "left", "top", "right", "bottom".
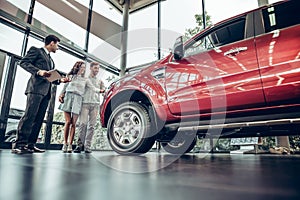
[{"left": 224, "top": 47, "right": 248, "bottom": 56}]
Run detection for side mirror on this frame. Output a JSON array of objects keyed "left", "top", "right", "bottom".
[{"left": 172, "top": 36, "right": 184, "bottom": 61}]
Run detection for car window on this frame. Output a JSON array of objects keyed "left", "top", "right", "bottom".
[
  {"left": 184, "top": 36, "right": 214, "bottom": 57},
  {"left": 262, "top": 0, "right": 300, "bottom": 33},
  {"left": 210, "top": 19, "right": 245, "bottom": 47},
  {"left": 184, "top": 18, "right": 246, "bottom": 58}
]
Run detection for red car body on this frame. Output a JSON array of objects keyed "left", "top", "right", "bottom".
[{"left": 100, "top": 0, "right": 300, "bottom": 154}]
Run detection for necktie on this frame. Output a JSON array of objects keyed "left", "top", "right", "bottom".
[{"left": 48, "top": 53, "right": 54, "bottom": 69}]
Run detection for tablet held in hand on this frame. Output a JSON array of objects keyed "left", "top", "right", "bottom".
[{"left": 46, "top": 69, "right": 66, "bottom": 82}]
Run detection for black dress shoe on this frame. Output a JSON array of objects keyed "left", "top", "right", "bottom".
[
  {"left": 11, "top": 146, "right": 33, "bottom": 154},
  {"left": 28, "top": 146, "right": 46, "bottom": 153}
]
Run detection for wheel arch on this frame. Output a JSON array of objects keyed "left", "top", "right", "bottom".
[{"left": 103, "top": 89, "right": 161, "bottom": 133}]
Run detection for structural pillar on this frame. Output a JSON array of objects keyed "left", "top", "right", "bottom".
[
  {"left": 157, "top": 0, "right": 161, "bottom": 60},
  {"left": 119, "top": 0, "right": 130, "bottom": 77},
  {"left": 258, "top": 0, "right": 269, "bottom": 7},
  {"left": 21, "top": 0, "right": 35, "bottom": 56},
  {"left": 202, "top": 0, "right": 206, "bottom": 29},
  {"left": 84, "top": 0, "right": 93, "bottom": 53}
]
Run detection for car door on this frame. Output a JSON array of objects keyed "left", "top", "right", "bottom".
[
  {"left": 165, "top": 13, "right": 266, "bottom": 116},
  {"left": 255, "top": 0, "right": 300, "bottom": 106}
]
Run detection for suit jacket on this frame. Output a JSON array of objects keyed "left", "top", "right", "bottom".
[{"left": 20, "top": 46, "right": 59, "bottom": 96}]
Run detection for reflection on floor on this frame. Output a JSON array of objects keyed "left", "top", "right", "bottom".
[{"left": 0, "top": 150, "right": 300, "bottom": 200}]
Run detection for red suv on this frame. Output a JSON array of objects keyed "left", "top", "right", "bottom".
[{"left": 100, "top": 0, "right": 300, "bottom": 155}]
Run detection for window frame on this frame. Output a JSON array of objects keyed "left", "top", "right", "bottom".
[{"left": 183, "top": 16, "right": 248, "bottom": 58}]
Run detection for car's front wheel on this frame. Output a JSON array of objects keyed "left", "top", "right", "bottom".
[{"left": 107, "top": 101, "right": 156, "bottom": 155}]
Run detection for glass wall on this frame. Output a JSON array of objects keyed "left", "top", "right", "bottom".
[
  {"left": 33, "top": 1, "right": 87, "bottom": 50},
  {"left": 205, "top": 0, "right": 257, "bottom": 24},
  {"left": 9, "top": 65, "right": 30, "bottom": 110},
  {"left": 89, "top": 1, "right": 121, "bottom": 69},
  {"left": 0, "top": 52, "right": 9, "bottom": 105},
  {"left": 88, "top": 32, "right": 120, "bottom": 71},
  {"left": 0, "top": 23, "right": 24, "bottom": 56},
  {"left": 126, "top": 5, "right": 159, "bottom": 66}
]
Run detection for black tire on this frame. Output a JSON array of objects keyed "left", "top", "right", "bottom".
[
  {"left": 107, "top": 101, "right": 156, "bottom": 155},
  {"left": 162, "top": 136, "right": 197, "bottom": 154}
]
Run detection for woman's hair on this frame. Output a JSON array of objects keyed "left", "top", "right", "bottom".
[{"left": 68, "top": 61, "right": 85, "bottom": 77}]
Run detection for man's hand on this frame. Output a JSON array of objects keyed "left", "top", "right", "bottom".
[
  {"left": 37, "top": 70, "right": 51, "bottom": 77},
  {"left": 100, "top": 89, "right": 105, "bottom": 93},
  {"left": 60, "top": 77, "right": 71, "bottom": 83}
]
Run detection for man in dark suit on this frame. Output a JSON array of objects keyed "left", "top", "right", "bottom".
[{"left": 12, "top": 34, "right": 67, "bottom": 154}]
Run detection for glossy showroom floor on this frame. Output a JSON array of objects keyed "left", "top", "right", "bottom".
[{"left": 0, "top": 149, "right": 300, "bottom": 200}]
